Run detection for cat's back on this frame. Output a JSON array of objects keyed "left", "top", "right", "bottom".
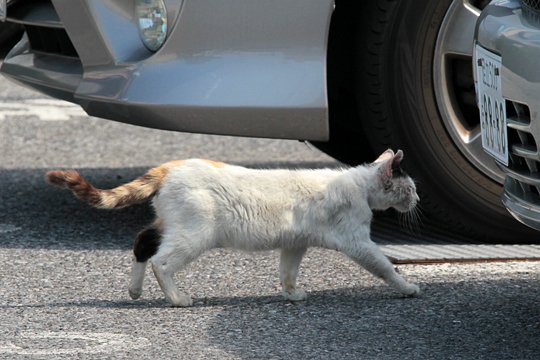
[
  {"left": 153, "top": 159, "right": 356, "bottom": 246},
  {"left": 160, "top": 159, "right": 343, "bottom": 199}
]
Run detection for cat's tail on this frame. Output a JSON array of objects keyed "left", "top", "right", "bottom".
[{"left": 46, "top": 161, "right": 180, "bottom": 209}]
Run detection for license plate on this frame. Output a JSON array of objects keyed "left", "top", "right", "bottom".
[{"left": 475, "top": 45, "right": 508, "bottom": 165}]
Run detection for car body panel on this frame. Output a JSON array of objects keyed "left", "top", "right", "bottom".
[{"left": 1, "top": 0, "right": 334, "bottom": 140}]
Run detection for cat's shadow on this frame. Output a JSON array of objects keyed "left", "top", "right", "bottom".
[
  {"left": 0, "top": 287, "right": 409, "bottom": 310},
  {"left": 3, "top": 282, "right": 537, "bottom": 359}
]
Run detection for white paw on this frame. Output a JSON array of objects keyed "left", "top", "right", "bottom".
[
  {"left": 401, "top": 283, "right": 421, "bottom": 297},
  {"left": 283, "top": 289, "right": 307, "bottom": 302},
  {"left": 169, "top": 295, "right": 193, "bottom": 307},
  {"left": 128, "top": 287, "right": 142, "bottom": 300}
]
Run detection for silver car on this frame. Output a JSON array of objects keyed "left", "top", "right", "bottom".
[{"left": 0, "top": 0, "right": 536, "bottom": 241}]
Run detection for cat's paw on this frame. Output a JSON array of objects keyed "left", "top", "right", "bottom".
[
  {"left": 129, "top": 287, "right": 142, "bottom": 300},
  {"left": 283, "top": 289, "right": 307, "bottom": 302},
  {"left": 169, "top": 295, "right": 193, "bottom": 307},
  {"left": 401, "top": 283, "right": 421, "bottom": 297}
]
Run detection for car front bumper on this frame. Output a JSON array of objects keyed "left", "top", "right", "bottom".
[
  {"left": 0, "top": 0, "right": 333, "bottom": 141},
  {"left": 475, "top": 0, "right": 540, "bottom": 230}
]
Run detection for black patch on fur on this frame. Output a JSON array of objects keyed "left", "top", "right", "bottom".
[
  {"left": 392, "top": 165, "right": 408, "bottom": 178},
  {"left": 133, "top": 227, "right": 161, "bottom": 262}
]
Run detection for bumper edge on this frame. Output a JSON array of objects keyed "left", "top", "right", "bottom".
[{"left": 502, "top": 180, "right": 540, "bottom": 231}]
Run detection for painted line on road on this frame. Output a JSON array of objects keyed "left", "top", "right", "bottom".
[
  {"left": 0, "top": 331, "right": 151, "bottom": 355},
  {"left": 0, "top": 99, "right": 87, "bottom": 121}
]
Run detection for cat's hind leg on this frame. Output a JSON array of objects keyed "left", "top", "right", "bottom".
[
  {"left": 152, "top": 264, "right": 192, "bottom": 307},
  {"left": 129, "top": 226, "right": 161, "bottom": 300},
  {"left": 344, "top": 239, "right": 420, "bottom": 296},
  {"left": 151, "top": 237, "right": 205, "bottom": 307},
  {"left": 129, "top": 259, "right": 147, "bottom": 300},
  {"left": 280, "top": 247, "right": 308, "bottom": 301}
]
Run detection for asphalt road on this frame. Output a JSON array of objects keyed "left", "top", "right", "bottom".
[{"left": 0, "top": 81, "right": 539, "bottom": 359}]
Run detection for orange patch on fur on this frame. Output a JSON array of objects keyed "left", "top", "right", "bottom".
[
  {"left": 148, "top": 160, "right": 185, "bottom": 179},
  {"left": 202, "top": 159, "right": 226, "bottom": 168}
]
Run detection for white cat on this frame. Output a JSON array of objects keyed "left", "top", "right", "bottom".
[{"left": 47, "top": 149, "right": 420, "bottom": 307}]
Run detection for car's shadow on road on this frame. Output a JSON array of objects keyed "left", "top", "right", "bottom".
[
  {"left": 1, "top": 164, "right": 464, "bottom": 251},
  {"left": 0, "top": 162, "right": 342, "bottom": 250}
]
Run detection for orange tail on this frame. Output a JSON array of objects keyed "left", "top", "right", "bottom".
[{"left": 46, "top": 161, "right": 181, "bottom": 209}]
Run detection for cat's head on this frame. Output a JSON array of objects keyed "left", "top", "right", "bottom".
[{"left": 369, "top": 149, "right": 419, "bottom": 212}]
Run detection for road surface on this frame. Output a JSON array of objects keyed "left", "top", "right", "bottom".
[{"left": 0, "top": 82, "right": 538, "bottom": 359}]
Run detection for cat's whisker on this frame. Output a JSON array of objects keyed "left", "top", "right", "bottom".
[
  {"left": 413, "top": 205, "right": 426, "bottom": 227},
  {"left": 409, "top": 211, "right": 420, "bottom": 233},
  {"left": 398, "top": 212, "right": 411, "bottom": 234},
  {"left": 415, "top": 207, "right": 425, "bottom": 231},
  {"left": 399, "top": 206, "right": 423, "bottom": 236}
]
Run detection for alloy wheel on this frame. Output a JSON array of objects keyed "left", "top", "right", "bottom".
[{"left": 433, "top": 0, "right": 503, "bottom": 183}]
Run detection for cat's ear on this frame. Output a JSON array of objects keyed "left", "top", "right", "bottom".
[
  {"left": 374, "top": 150, "right": 394, "bottom": 185},
  {"left": 374, "top": 149, "right": 394, "bottom": 164},
  {"left": 374, "top": 149, "right": 403, "bottom": 187},
  {"left": 393, "top": 149, "right": 404, "bottom": 168},
  {"left": 374, "top": 149, "right": 404, "bottom": 168}
]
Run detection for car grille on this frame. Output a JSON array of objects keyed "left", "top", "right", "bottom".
[
  {"left": 500, "top": 101, "right": 540, "bottom": 204},
  {"left": 6, "top": 0, "right": 78, "bottom": 58},
  {"left": 25, "top": 25, "right": 78, "bottom": 57},
  {"left": 521, "top": 0, "right": 540, "bottom": 11},
  {"left": 521, "top": 0, "right": 540, "bottom": 23}
]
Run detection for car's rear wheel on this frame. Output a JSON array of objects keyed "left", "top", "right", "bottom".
[{"left": 327, "top": 0, "right": 537, "bottom": 241}]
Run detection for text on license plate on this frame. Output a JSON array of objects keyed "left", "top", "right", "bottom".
[{"left": 475, "top": 45, "right": 508, "bottom": 165}]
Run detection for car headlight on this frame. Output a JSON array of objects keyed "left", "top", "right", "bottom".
[{"left": 135, "top": 0, "right": 168, "bottom": 51}]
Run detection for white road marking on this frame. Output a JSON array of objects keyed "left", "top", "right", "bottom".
[
  {"left": 0, "top": 99, "right": 87, "bottom": 121},
  {"left": 0, "top": 332, "right": 151, "bottom": 355}
]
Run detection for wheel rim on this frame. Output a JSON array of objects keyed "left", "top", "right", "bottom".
[{"left": 433, "top": 0, "right": 504, "bottom": 183}]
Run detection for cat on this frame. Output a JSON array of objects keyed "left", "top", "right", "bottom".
[{"left": 46, "top": 149, "right": 420, "bottom": 307}]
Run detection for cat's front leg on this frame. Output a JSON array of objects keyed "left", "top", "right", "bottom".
[
  {"left": 280, "top": 247, "right": 308, "bottom": 301},
  {"left": 343, "top": 239, "right": 420, "bottom": 297}
]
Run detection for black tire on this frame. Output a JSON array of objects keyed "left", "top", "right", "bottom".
[
  {"left": 311, "top": 1, "right": 375, "bottom": 166},
  {"left": 352, "top": 0, "right": 537, "bottom": 242},
  {"left": 0, "top": 22, "right": 23, "bottom": 59}
]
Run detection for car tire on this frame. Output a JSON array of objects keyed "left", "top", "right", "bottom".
[
  {"left": 0, "top": 22, "right": 23, "bottom": 59},
  {"left": 353, "top": 0, "right": 537, "bottom": 242}
]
